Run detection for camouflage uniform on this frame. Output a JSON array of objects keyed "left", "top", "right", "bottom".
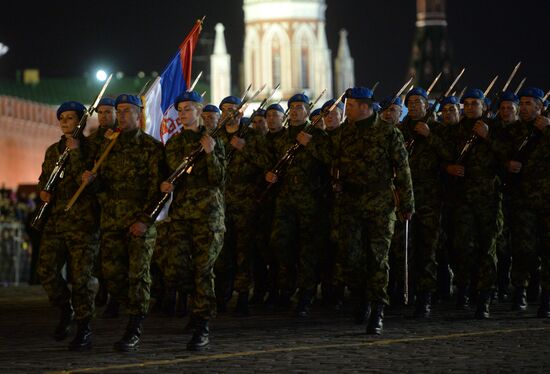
[
  {"left": 215, "top": 125, "right": 270, "bottom": 298},
  {"left": 37, "top": 136, "right": 99, "bottom": 321},
  {"left": 159, "top": 127, "right": 225, "bottom": 320},
  {"left": 270, "top": 122, "right": 328, "bottom": 298},
  {"left": 396, "top": 117, "right": 451, "bottom": 295},
  {"left": 503, "top": 119, "right": 550, "bottom": 293},
  {"left": 444, "top": 117, "right": 505, "bottom": 294},
  {"left": 94, "top": 128, "right": 165, "bottom": 316}
]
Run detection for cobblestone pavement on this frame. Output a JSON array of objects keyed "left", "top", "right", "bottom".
[{"left": 1, "top": 286, "right": 549, "bottom": 373}]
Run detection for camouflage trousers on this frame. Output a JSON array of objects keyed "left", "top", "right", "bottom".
[
  {"left": 270, "top": 191, "right": 324, "bottom": 293},
  {"left": 339, "top": 204, "right": 396, "bottom": 305},
  {"left": 450, "top": 197, "right": 499, "bottom": 291},
  {"left": 216, "top": 198, "right": 258, "bottom": 294},
  {"left": 100, "top": 227, "right": 155, "bottom": 316},
  {"left": 37, "top": 224, "right": 99, "bottom": 320},
  {"left": 510, "top": 204, "right": 550, "bottom": 291},
  {"left": 159, "top": 218, "right": 224, "bottom": 320}
]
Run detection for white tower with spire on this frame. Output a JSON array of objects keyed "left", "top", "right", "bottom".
[
  {"left": 242, "top": 0, "right": 333, "bottom": 101},
  {"left": 210, "top": 23, "right": 231, "bottom": 106},
  {"left": 334, "top": 29, "right": 354, "bottom": 95}
]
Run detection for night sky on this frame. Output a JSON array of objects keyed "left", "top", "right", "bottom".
[{"left": 1, "top": 0, "right": 548, "bottom": 98}]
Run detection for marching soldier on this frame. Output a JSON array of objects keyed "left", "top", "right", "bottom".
[
  {"left": 158, "top": 91, "right": 226, "bottom": 350},
  {"left": 397, "top": 87, "right": 451, "bottom": 317},
  {"left": 443, "top": 88, "right": 506, "bottom": 319},
  {"left": 82, "top": 94, "right": 166, "bottom": 351},
  {"left": 201, "top": 104, "right": 221, "bottom": 133},
  {"left": 379, "top": 96, "right": 403, "bottom": 126},
  {"left": 37, "top": 101, "right": 99, "bottom": 350},
  {"left": 250, "top": 108, "right": 268, "bottom": 135},
  {"left": 504, "top": 87, "right": 550, "bottom": 317}
]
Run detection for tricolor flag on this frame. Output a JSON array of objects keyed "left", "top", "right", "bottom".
[{"left": 143, "top": 19, "right": 203, "bottom": 143}]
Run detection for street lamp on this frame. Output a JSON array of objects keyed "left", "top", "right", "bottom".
[{"left": 95, "top": 69, "right": 107, "bottom": 82}]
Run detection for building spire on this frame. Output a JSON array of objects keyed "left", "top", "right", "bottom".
[
  {"left": 334, "top": 29, "right": 354, "bottom": 95},
  {"left": 210, "top": 23, "right": 231, "bottom": 106}
]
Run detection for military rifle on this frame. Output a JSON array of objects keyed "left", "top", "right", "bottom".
[
  {"left": 30, "top": 74, "right": 113, "bottom": 230},
  {"left": 146, "top": 86, "right": 263, "bottom": 220}
]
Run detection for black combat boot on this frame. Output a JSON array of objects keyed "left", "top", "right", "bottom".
[
  {"left": 101, "top": 298, "right": 120, "bottom": 319},
  {"left": 113, "top": 315, "right": 144, "bottom": 352},
  {"left": 233, "top": 291, "right": 250, "bottom": 317},
  {"left": 54, "top": 303, "right": 74, "bottom": 341},
  {"left": 161, "top": 288, "right": 177, "bottom": 317},
  {"left": 475, "top": 290, "right": 492, "bottom": 319},
  {"left": 187, "top": 319, "right": 210, "bottom": 351},
  {"left": 295, "top": 289, "right": 314, "bottom": 318},
  {"left": 413, "top": 291, "right": 432, "bottom": 318},
  {"left": 68, "top": 318, "right": 92, "bottom": 351},
  {"left": 537, "top": 291, "right": 550, "bottom": 318},
  {"left": 176, "top": 292, "right": 188, "bottom": 318},
  {"left": 455, "top": 286, "right": 470, "bottom": 310},
  {"left": 511, "top": 287, "right": 527, "bottom": 311},
  {"left": 366, "top": 304, "right": 384, "bottom": 335}
]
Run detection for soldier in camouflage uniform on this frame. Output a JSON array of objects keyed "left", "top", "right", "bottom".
[
  {"left": 265, "top": 93, "right": 328, "bottom": 317},
  {"left": 250, "top": 108, "right": 268, "bottom": 136},
  {"left": 215, "top": 96, "right": 271, "bottom": 316},
  {"left": 397, "top": 88, "right": 452, "bottom": 317},
  {"left": 157, "top": 91, "right": 226, "bottom": 350},
  {"left": 303, "top": 87, "right": 414, "bottom": 334},
  {"left": 86, "top": 97, "right": 120, "bottom": 317},
  {"left": 83, "top": 94, "right": 165, "bottom": 351},
  {"left": 443, "top": 88, "right": 507, "bottom": 319},
  {"left": 503, "top": 87, "right": 550, "bottom": 317},
  {"left": 201, "top": 104, "right": 221, "bottom": 134},
  {"left": 37, "top": 101, "right": 99, "bottom": 351}
]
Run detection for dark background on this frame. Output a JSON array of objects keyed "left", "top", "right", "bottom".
[{"left": 1, "top": 0, "right": 548, "bottom": 97}]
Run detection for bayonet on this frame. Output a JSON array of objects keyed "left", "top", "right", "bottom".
[
  {"left": 443, "top": 68, "right": 466, "bottom": 97},
  {"left": 502, "top": 62, "right": 521, "bottom": 92},
  {"left": 514, "top": 78, "right": 526, "bottom": 95},
  {"left": 426, "top": 72, "right": 442, "bottom": 95},
  {"left": 371, "top": 81, "right": 380, "bottom": 92},
  {"left": 188, "top": 71, "right": 203, "bottom": 92},
  {"left": 484, "top": 75, "right": 499, "bottom": 97}
]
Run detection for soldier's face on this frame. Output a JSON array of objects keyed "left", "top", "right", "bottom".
[
  {"left": 463, "top": 98, "right": 484, "bottom": 119},
  {"left": 499, "top": 101, "right": 518, "bottom": 124},
  {"left": 201, "top": 112, "right": 220, "bottom": 131},
  {"left": 406, "top": 95, "right": 427, "bottom": 120},
  {"left": 289, "top": 102, "right": 308, "bottom": 124},
  {"left": 96, "top": 105, "right": 116, "bottom": 128},
  {"left": 519, "top": 97, "right": 542, "bottom": 122},
  {"left": 177, "top": 101, "right": 201, "bottom": 129},
  {"left": 380, "top": 105, "right": 402, "bottom": 125},
  {"left": 266, "top": 110, "right": 284, "bottom": 133},
  {"left": 58, "top": 111, "right": 79, "bottom": 135},
  {"left": 324, "top": 107, "right": 343, "bottom": 131},
  {"left": 116, "top": 104, "right": 140, "bottom": 131},
  {"left": 441, "top": 104, "right": 460, "bottom": 125},
  {"left": 345, "top": 99, "right": 367, "bottom": 122},
  {"left": 221, "top": 103, "right": 242, "bottom": 126},
  {"left": 252, "top": 116, "right": 268, "bottom": 135}
]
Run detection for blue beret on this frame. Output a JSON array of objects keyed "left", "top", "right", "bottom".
[
  {"left": 203, "top": 104, "right": 220, "bottom": 114},
  {"left": 379, "top": 96, "right": 403, "bottom": 110},
  {"left": 497, "top": 91, "right": 518, "bottom": 106},
  {"left": 115, "top": 94, "right": 142, "bottom": 109},
  {"left": 220, "top": 96, "right": 242, "bottom": 108},
  {"left": 57, "top": 101, "right": 86, "bottom": 120},
  {"left": 345, "top": 87, "right": 374, "bottom": 100},
  {"left": 240, "top": 117, "right": 251, "bottom": 126},
  {"left": 288, "top": 93, "right": 310, "bottom": 106},
  {"left": 97, "top": 97, "right": 115, "bottom": 108},
  {"left": 321, "top": 99, "right": 344, "bottom": 112},
  {"left": 440, "top": 96, "right": 460, "bottom": 107},
  {"left": 405, "top": 87, "right": 428, "bottom": 106},
  {"left": 251, "top": 108, "right": 266, "bottom": 120},
  {"left": 174, "top": 91, "right": 203, "bottom": 108},
  {"left": 460, "top": 88, "right": 485, "bottom": 103},
  {"left": 518, "top": 87, "right": 544, "bottom": 102},
  {"left": 309, "top": 108, "right": 322, "bottom": 120},
  {"left": 266, "top": 103, "right": 285, "bottom": 114}
]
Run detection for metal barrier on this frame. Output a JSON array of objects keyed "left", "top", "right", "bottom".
[{"left": 0, "top": 222, "right": 31, "bottom": 286}]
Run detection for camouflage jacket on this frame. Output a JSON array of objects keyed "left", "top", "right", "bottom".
[
  {"left": 218, "top": 125, "right": 271, "bottom": 204},
  {"left": 398, "top": 116, "right": 452, "bottom": 185},
  {"left": 501, "top": 119, "right": 550, "bottom": 208},
  {"left": 443, "top": 117, "right": 507, "bottom": 200},
  {"left": 93, "top": 128, "right": 166, "bottom": 230},
  {"left": 87, "top": 124, "right": 117, "bottom": 160},
  {"left": 308, "top": 113, "right": 414, "bottom": 214},
  {"left": 38, "top": 136, "right": 98, "bottom": 231},
  {"left": 165, "top": 127, "right": 225, "bottom": 227}
]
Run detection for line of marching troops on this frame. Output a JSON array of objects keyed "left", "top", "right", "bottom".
[{"left": 35, "top": 80, "right": 550, "bottom": 353}]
